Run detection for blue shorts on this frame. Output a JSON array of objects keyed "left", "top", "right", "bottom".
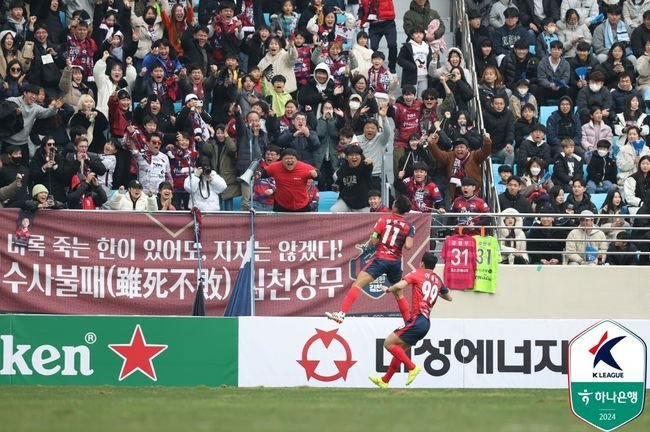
[
  {"left": 395, "top": 315, "right": 430, "bottom": 346},
  {"left": 362, "top": 257, "right": 402, "bottom": 284}
]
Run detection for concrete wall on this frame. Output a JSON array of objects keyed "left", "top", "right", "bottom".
[{"left": 432, "top": 265, "right": 650, "bottom": 319}]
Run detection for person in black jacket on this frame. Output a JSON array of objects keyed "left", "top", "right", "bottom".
[
  {"left": 440, "top": 110, "right": 482, "bottom": 151},
  {"left": 498, "top": 175, "right": 534, "bottom": 214},
  {"left": 586, "top": 140, "right": 618, "bottom": 194},
  {"left": 568, "top": 41, "right": 599, "bottom": 101},
  {"left": 32, "top": 0, "right": 66, "bottom": 46},
  {"left": 298, "top": 63, "right": 342, "bottom": 114},
  {"left": 66, "top": 172, "right": 107, "bottom": 209},
  {"left": 517, "top": 0, "right": 559, "bottom": 34},
  {"left": 474, "top": 37, "right": 499, "bottom": 80},
  {"left": 29, "top": 136, "right": 74, "bottom": 202},
  {"left": 180, "top": 25, "right": 215, "bottom": 75},
  {"left": 630, "top": 10, "right": 650, "bottom": 58},
  {"left": 242, "top": 25, "right": 271, "bottom": 72},
  {"left": 276, "top": 112, "right": 320, "bottom": 165},
  {"left": 526, "top": 206, "right": 565, "bottom": 264},
  {"left": 605, "top": 231, "right": 640, "bottom": 265},
  {"left": 27, "top": 23, "right": 66, "bottom": 99},
  {"left": 499, "top": 38, "right": 539, "bottom": 92},
  {"left": 0, "top": 146, "right": 30, "bottom": 208},
  {"left": 552, "top": 139, "right": 586, "bottom": 192},
  {"left": 516, "top": 123, "right": 552, "bottom": 174},
  {"left": 331, "top": 145, "right": 374, "bottom": 212},
  {"left": 396, "top": 26, "right": 432, "bottom": 95},
  {"left": 482, "top": 95, "right": 515, "bottom": 165},
  {"left": 514, "top": 103, "right": 537, "bottom": 147}
]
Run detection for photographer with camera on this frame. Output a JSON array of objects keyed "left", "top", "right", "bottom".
[
  {"left": 184, "top": 157, "right": 227, "bottom": 212},
  {"left": 29, "top": 136, "right": 73, "bottom": 203}
]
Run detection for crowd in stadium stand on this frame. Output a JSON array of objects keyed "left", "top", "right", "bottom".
[{"left": 0, "top": 0, "right": 649, "bottom": 263}]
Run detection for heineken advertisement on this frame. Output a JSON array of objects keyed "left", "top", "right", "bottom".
[{"left": 0, "top": 315, "right": 238, "bottom": 387}]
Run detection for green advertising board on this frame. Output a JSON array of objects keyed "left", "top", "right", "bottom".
[{"left": 0, "top": 315, "right": 238, "bottom": 387}]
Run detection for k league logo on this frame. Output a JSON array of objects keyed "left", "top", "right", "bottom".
[{"left": 568, "top": 320, "right": 647, "bottom": 432}]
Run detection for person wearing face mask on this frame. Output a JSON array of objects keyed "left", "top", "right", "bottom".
[
  {"left": 535, "top": 18, "right": 560, "bottom": 59},
  {"left": 0, "top": 145, "right": 30, "bottom": 208},
  {"left": 520, "top": 157, "right": 554, "bottom": 197},
  {"left": 129, "top": 4, "right": 165, "bottom": 66},
  {"left": 509, "top": 78, "right": 537, "bottom": 119},
  {"left": 576, "top": 70, "right": 615, "bottom": 125},
  {"left": 587, "top": 140, "right": 618, "bottom": 194},
  {"left": 516, "top": 123, "right": 553, "bottom": 174}
]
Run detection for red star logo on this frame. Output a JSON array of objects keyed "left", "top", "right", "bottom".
[{"left": 108, "top": 324, "right": 168, "bottom": 381}]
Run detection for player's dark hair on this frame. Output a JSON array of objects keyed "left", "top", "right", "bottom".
[
  {"left": 394, "top": 195, "right": 411, "bottom": 214},
  {"left": 422, "top": 251, "right": 438, "bottom": 269}
]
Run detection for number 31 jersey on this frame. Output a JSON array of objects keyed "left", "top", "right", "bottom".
[
  {"left": 441, "top": 234, "right": 477, "bottom": 290},
  {"left": 373, "top": 214, "right": 415, "bottom": 261},
  {"left": 403, "top": 268, "right": 448, "bottom": 319}
]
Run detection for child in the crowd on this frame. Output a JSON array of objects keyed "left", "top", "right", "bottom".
[
  {"left": 367, "top": 51, "right": 394, "bottom": 96},
  {"left": 496, "top": 164, "right": 513, "bottom": 193},
  {"left": 263, "top": 75, "right": 292, "bottom": 117},
  {"left": 396, "top": 26, "right": 432, "bottom": 98},
  {"left": 581, "top": 105, "right": 613, "bottom": 159},
  {"left": 293, "top": 29, "right": 313, "bottom": 88},
  {"left": 552, "top": 138, "right": 586, "bottom": 192},
  {"left": 350, "top": 31, "right": 374, "bottom": 78},
  {"left": 586, "top": 140, "right": 618, "bottom": 194},
  {"left": 509, "top": 79, "right": 537, "bottom": 119},
  {"left": 271, "top": 0, "right": 300, "bottom": 39},
  {"left": 536, "top": 17, "right": 560, "bottom": 59},
  {"left": 167, "top": 131, "right": 198, "bottom": 210},
  {"left": 108, "top": 89, "right": 132, "bottom": 140}
]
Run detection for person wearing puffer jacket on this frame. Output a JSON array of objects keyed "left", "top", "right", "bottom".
[
  {"left": 108, "top": 180, "right": 158, "bottom": 211},
  {"left": 623, "top": 0, "right": 650, "bottom": 29},
  {"left": 498, "top": 207, "right": 529, "bottom": 264},
  {"left": 349, "top": 31, "right": 374, "bottom": 78},
  {"left": 130, "top": 4, "right": 166, "bottom": 63},
  {"left": 258, "top": 36, "right": 298, "bottom": 94},
  {"left": 428, "top": 47, "right": 472, "bottom": 84},
  {"left": 93, "top": 50, "right": 137, "bottom": 118},
  {"left": 616, "top": 125, "right": 650, "bottom": 184},
  {"left": 565, "top": 210, "right": 607, "bottom": 265},
  {"left": 183, "top": 166, "right": 227, "bottom": 211}
]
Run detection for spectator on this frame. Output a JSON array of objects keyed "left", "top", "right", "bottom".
[
  {"left": 557, "top": 9, "right": 592, "bottom": 58},
  {"left": 598, "top": 189, "right": 631, "bottom": 239},
  {"left": 142, "top": 39, "right": 183, "bottom": 80},
  {"left": 632, "top": 192, "right": 650, "bottom": 264},
  {"left": 438, "top": 67, "right": 474, "bottom": 115},
  {"left": 298, "top": 63, "right": 339, "bottom": 116},
  {"left": 475, "top": 37, "right": 498, "bottom": 79},
  {"left": 66, "top": 135, "right": 107, "bottom": 180},
  {"left": 611, "top": 74, "right": 643, "bottom": 115},
  {"left": 184, "top": 162, "right": 228, "bottom": 211},
  {"left": 613, "top": 95, "right": 649, "bottom": 142},
  {"left": 67, "top": 172, "right": 107, "bottom": 210},
  {"left": 630, "top": 10, "right": 650, "bottom": 58},
  {"left": 397, "top": 26, "right": 432, "bottom": 97},
  {"left": 576, "top": 70, "right": 614, "bottom": 125},
  {"left": 547, "top": 96, "right": 582, "bottom": 158},
  {"left": 258, "top": 148, "right": 318, "bottom": 212},
  {"left": 277, "top": 112, "right": 320, "bottom": 165},
  {"left": 28, "top": 136, "right": 73, "bottom": 203},
  {"left": 0, "top": 60, "right": 28, "bottom": 99},
  {"left": 0, "top": 171, "right": 22, "bottom": 208},
  {"left": 489, "top": 0, "right": 518, "bottom": 30},
  {"left": 398, "top": 161, "right": 444, "bottom": 213},
  {"left": 131, "top": 132, "right": 172, "bottom": 194},
  {"left": 356, "top": 104, "right": 390, "bottom": 187},
  {"left": 0, "top": 145, "right": 30, "bottom": 207},
  {"left": 403, "top": 0, "right": 446, "bottom": 44},
  {"left": 166, "top": 132, "right": 197, "bottom": 210},
  {"left": 581, "top": 105, "right": 614, "bottom": 157},
  {"left": 460, "top": 8, "right": 492, "bottom": 60},
  {"left": 527, "top": 205, "right": 564, "bottom": 264},
  {"left": 440, "top": 111, "right": 483, "bottom": 151},
  {"left": 597, "top": 43, "right": 636, "bottom": 89},
  {"left": 498, "top": 175, "right": 534, "bottom": 214},
  {"left": 60, "top": 61, "right": 92, "bottom": 112},
  {"left": 234, "top": 106, "right": 266, "bottom": 210},
  {"left": 306, "top": 6, "right": 356, "bottom": 52},
  {"left": 252, "top": 145, "right": 280, "bottom": 211},
  {"left": 553, "top": 139, "right": 586, "bottom": 191},
  {"left": 68, "top": 95, "right": 109, "bottom": 154},
  {"left": 617, "top": 125, "right": 650, "bottom": 184},
  {"left": 66, "top": 18, "right": 97, "bottom": 83},
  {"left": 358, "top": 0, "right": 398, "bottom": 73},
  {"left": 568, "top": 41, "right": 599, "bottom": 100},
  {"left": 587, "top": 140, "right": 618, "bottom": 194},
  {"left": 624, "top": 0, "right": 650, "bottom": 30},
  {"left": 465, "top": 1, "right": 493, "bottom": 23},
  {"left": 498, "top": 208, "right": 529, "bottom": 264},
  {"left": 201, "top": 124, "right": 239, "bottom": 211},
  {"left": 270, "top": 1, "right": 300, "bottom": 40},
  {"left": 108, "top": 179, "right": 158, "bottom": 211},
  {"left": 496, "top": 164, "right": 513, "bottom": 193},
  {"left": 509, "top": 79, "right": 538, "bottom": 119},
  {"left": 516, "top": 123, "right": 552, "bottom": 174},
  {"left": 566, "top": 178, "right": 598, "bottom": 213},
  {"left": 623, "top": 155, "right": 650, "bottom": 212},
  {"left": 483, "top": 95, "right": 515, "bottom": 165},
  {"left": 565, "top": 210, "right": 607, "bottom": 265},
  {"left": 349, "top": 31, "right": 374, "bottom": 77},
  {"left": 368, "top": 189, "right": 389, "bottom": 212},
  {"left": 182, "top": 25, "right": 216, "bottom": 76},
  {"left": 23, "top": 183, "right": 66, "bottom": 211},
  {"left": 98, "top": 138, "right": 130, "bottom": 191},
  {"left": 427, "top": 133, "right": 493, "bottom": 198},
  {"left": 501, "top": 37, "right": 543, "bottom": 93},
  {"left": 536, "top": 40, "right": 570, "bottom": 104},
  {"left": 331, "top": 146, "right": 373, "bottom": 212},
  {"left": 312, "top": 40, "right": 349, "bottom": 88},
  {"left": 535, "top": 18, "right": 560, "bottom": 60},
  {"left": 492, "top": 7, "right": 532, "bottom": 62},
  {"left": 93, "top": 51, "right": 137, "bottom": 118},
  {"left": 520, "top": 157, "right": 554, "bottom": 198},
  {"left": 156, "top": 181, "right": 176, "bottom": 211},
  {"left": 606, "top": 231, "right": 640, "bottom": 265},
  {"left": 258, "top": 37, "right": 298, "bottom": 95},
  {"left": 315, "top": 100, "right": 344, "bottom": 190},
  {"left": 0, "top": 30, "right": 31, "bottom": 82},
  {"left": 450, "top": 177, "right": 490, "bottom": 231},
  {"left": 514, "top": 103, "right": 537, "bottom": 147},
  {"left": 390, "top": 85, "right": 422, "bottom": 172},
  {"left": 478, "top": 66, "right": 509, "bottom": 110},
  {"left": 592, "top": 4, "right": 634, "bottom": 64},
  {"left": 430, "top": 48, "right": 472, "bottom": 87},
  {"left": 366, "top": 51, "right": 396, "bottom": 95}
]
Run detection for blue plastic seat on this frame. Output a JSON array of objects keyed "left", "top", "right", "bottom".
[
  {"left": 539, "top": 106, "right": 555, "bottom": 127},
  {"left": 231, "top": 196, "right": 242, "bottom": 211},
  {"left": 591, "top": 193, "right": 607, "bottom": 209},
  {"left": 317, "top": 191, "right": 339, "bottom": 212}
]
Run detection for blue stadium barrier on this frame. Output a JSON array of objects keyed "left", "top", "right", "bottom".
[
  {"left": 318, "top": 191, "right": 339, "bottom": 212},
  {"left": 232, "top": 196, "right": 242, "bottom": 211}
]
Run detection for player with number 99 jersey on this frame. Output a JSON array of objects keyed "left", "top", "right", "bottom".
[
  {"left": 373, "top": 213, "right": 415, "bottom": 261},
  {"left": 402, "top": 268, "right": 448, "bottom": 319}
]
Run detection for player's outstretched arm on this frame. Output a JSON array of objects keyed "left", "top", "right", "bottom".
[
  {"left": 404, "top": 236, "right": 414, "bottom": 250},
  {"left": 368, "top": 231, "right": 380, "bottom": 246},
  {"left": 384, "top": 280, "right": 407, "bottom": 295},
  {"left": 440, "top": 292, "right": 453, "bottom": 302}
]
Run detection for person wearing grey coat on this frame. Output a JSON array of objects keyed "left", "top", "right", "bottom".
[{"left": 536, "top": 41, "right": 571, "bottom": 104}]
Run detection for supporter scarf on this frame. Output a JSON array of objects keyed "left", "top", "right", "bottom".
[
  {"left": 604, "top": 20, "right": 629, "bottom": 49},
  {"left": 99, "top": 21, "right": 115, "bottom": 41},
  {"left": 451, "top": 152, "right": 470, "bottom": 180},
  {"left": 147, "top": 24, "right": 159, "bottom": 43}
]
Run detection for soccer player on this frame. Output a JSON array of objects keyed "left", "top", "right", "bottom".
[
  {"left": 326, "top": 196, "right": 414, "bottom": 324},
  {"left": 369, "top": 252, "right": 452, "bottom": 388}
]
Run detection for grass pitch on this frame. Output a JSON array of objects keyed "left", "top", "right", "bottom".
[{"left": 0, "top": 386, "right": 647, "bottom": 432}]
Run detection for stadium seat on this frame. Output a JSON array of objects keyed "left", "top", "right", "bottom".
[
  {"left": 539, "top": 106, "right": 555, "bottom": 126},
  {"left": 264, "top": 13, "right": 271, "bottom": 26},
  {"left": 612, "top": 135, "right": 619, "bottom": 158},
  {"left": 173, "top": 102, "right": 182, "bottom": 113},
  {"left": 547, "top": 164, "right": 554, "bottom": 175},
  {"left": 318, "top": 191, "right": 339, "bottom": 212},
  {"left": 591, "top": 193, "right": 607, "bottom": 209},
  {"left": 232, "top": 196, "right": 242, "bottom": 211}
]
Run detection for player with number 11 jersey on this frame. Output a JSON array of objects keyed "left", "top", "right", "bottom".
[{"left": 326, "top": 196, "right": 415, "bottom": 324}]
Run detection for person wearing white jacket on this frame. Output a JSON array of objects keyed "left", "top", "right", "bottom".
[
  {"left": 257, "top": 37, "right": 298, "bottom": 94},
  {"left": 616, "top": 126, "right": 650, "bottom": 183},
  {"left": 623, "top": 0, "right": 650, "bottom": 29},
  {"left": 184, "top": 167, "right": 227, "bottom": 211},
  {"left": 498, "top": 207, "right": 529, "bottom": 264},
  {"left": 560, "top": 0, "right": 600, "bottom": 26},
  {"left": 557, "top": 9, "right": 593, "bottom": 58},
  {"left": 623, "top": 155, "right": 650, "bottom": 212},
  {"left": 93, "top": 51, "right": 137, "bottom": 118},
  {"left": 108, "top": 180, "right": 158, "bottom": 211},
  {"left": 349, "top": 31, "right": 374, "bottom": 78}
]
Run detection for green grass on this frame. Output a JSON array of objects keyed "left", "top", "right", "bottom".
[{"left": 0, "top": 386, "right": 647, "bottom": 432}]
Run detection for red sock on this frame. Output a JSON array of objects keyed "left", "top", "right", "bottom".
[
  {"left": 381, "top": 356, "right": 401, "bottom": 383},
  {"left": 387, "top": 345, "right": 415, "bottom": 371},
  {"left": 397, "top": 297, "right": 410, "bottom": 321},
  {"left": 340, "top": 285, "right": 361, "bottom": 313}
]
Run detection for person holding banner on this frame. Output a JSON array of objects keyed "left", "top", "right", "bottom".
[
  {"left": 368, "top": 251, "right": 452, "bottom": 388},
  {"left": 326, "top": 195, "right": 414, "bottom": 324}
]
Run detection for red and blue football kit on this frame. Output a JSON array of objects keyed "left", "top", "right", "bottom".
[
  {"left": 402, "top": 178, "right": 443, "bottom": 212},
  {"left": 362, "top": 214, "right": 415, "bottom": 283},
  {"left": 395, "top": 268, "right": 448, "bottom": 345},
  {"left": 451, "top": 194, "right": 490, "bottom": 227}
]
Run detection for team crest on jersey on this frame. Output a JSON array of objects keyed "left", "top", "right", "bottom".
[{"left": 348, "top": 243, "right": 386, "bottom": 299}]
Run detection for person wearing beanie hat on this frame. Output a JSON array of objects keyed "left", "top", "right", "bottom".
[
  {"left": 331, "top": 144, "right": 373, "bottom": 212},
  {"left": 23, "top": 183, "right": 65, "bottom": 210}
]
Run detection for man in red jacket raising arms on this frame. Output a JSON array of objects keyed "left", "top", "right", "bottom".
[{"left": 258, "top": 148, "right": 318, "bottom": 212}]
